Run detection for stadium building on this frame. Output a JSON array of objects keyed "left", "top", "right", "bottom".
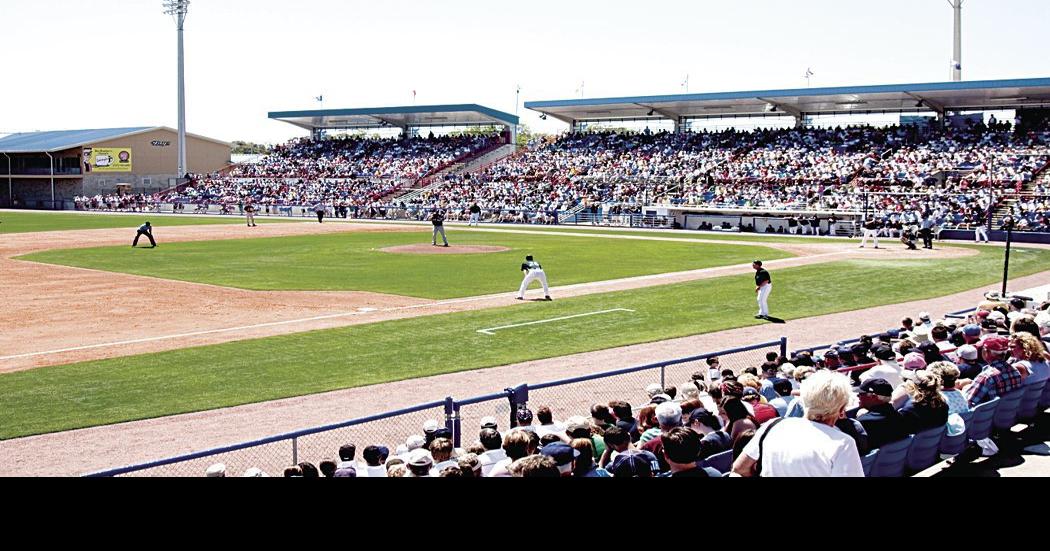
[{"left": 0, "top": 126, "right": 231, "bottom": 209}]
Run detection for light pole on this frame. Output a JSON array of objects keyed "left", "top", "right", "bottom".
[
  {"left": 1002, "top": 215, "right": 1014, "bottom": 296},
  {"left": 163, "top": 0, "right": 190, "bottom": 179}
]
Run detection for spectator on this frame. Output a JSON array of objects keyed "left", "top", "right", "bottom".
[
  {"left": 319, "top": 459, "right": 337, "bottom": 478},
  {"left": 721, "top": 396, "right": 759, "bottom": 441},
  {"left": 205, "top": 463, "right": 226, "bottom": 478},
  {"left": 687, "top": 407, "right": 733, "bottom": 459},
  {"left": 457, "top": 453, "right": 482, "bottom": 478},
  {"left": 477, "top": 428, "right": 506, "bottom": 477},
  {"left": 539, "top": 442, "right": 579, "bottom": 477},
  {"left": 897, "top": 370, "right": 950, "bottom": 434},
  {"left": 733, "top": 370, "right": 864, "bottom": 477},
  {"left": 927, "top": 361, "right": 970, "bottom": 437},
  {"left": 964, "top": 335, "right": 1023, "bottom": 406},
  {"left": 1011, "top": 332, "right": 1050, "bottom": 386},
  {"left": 768, "top": 378, "right": 794, "bottom": 417},
  {"left": 298, "top": 462, "right": 320, "bottom": 478},
  {"left": 661, "top": 427, "right": 723, "bottom": 477},
  {"left": 534, "top": 406, "right": 566, "bottom": 438},
  {"left": 404, "top": 449, "right": 434, "bottom": 478},
  {"left": 610, "top": 400, "right": 640, "bottom": 441},
  {"left": 337, "top": 443, "right": 356, "bottom": 470},
  {"left": 742, "top": 387, "right": 779, "bottom": 424},
  {"left": 509, "top": 454, "right": 560, "bottom": 478},
  {"left": 487, "top": 428, "right": 532, "bottom": 477},
  {"left": 570, "top": 438, "right": 611, "bottom": 477},
  {"left": 848, "top": 378, "right": 908, "bottom": 450},
  {"left": 640, "top": 401, "right": 683, "bottom": 472},
  {"left": 428, "top": 438, "right": 457, "bottom": 476},
  {"left": 359, "top": 445, "right": 389, "bottom": 478}
]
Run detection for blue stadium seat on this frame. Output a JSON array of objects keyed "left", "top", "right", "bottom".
[
  {"left": 861, "top": 449, "right": 878, "bottom": 477},
  {"left": 701, "top": 450, "right": 734, "bottom": 475},
  {"left": 939, "top": 411, "right": 972, "bottom": 457},
  {"left": 967, "top": 397, "right": 1000, "bottom": 441},
  {"left": 906, "top": 425, "right": 946, "bottom": 473},
  {"left": 1041, "top": 380, "right": 1050, "bottom": 409},
  {"left": 1018, "top": 380, "right": 1048, "bottom": 422},
  {"left": 869, "top": 435, "right": 914, "bottom": 477},
  {"left": 992, "top": 389, "right": 1025, "bottom": 433}
]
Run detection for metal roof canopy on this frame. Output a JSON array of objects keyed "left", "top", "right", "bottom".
[
  {"left": 268, "top": 104, "right": 519, "bottom": 132},
  {"left": 524, "top": 77, "right": 1050, "bottom": 124},
  {"left": 0, "top": 126, "right": 230, "bottom": 153}
]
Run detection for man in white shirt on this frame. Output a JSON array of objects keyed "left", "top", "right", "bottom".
[
  {"left": 487, "top": 429, "right": 533, "bottom": 477},
  {"left": 477, "top": 428, "right": 507, "bottom": 477},
  {"left": 534, "top": 406, "right": 566, "bottom": 439},
  {"left": 357, "top": 445, "right": 389, "bottom": 478},
  {"left": 428, "top": 438, "right": 458, "bottom": 476},
  {"left": 732, "top": 370, "right": 864, "bottom": 477}
]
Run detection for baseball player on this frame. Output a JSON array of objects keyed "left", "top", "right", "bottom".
[
  {"left": 858, "top": 217, "right": 881, "bottom": 249},
  {"left": 827, "top": 214, "right": 839, "bottom": 236},
  {"left": 468, "top": 203, "right": 481, "bottom": 227},
  {"left": 245, "top": 201, "right": 257, "bottom": 227},
  {"left": 132, "top": 221, "right": 156, "bottom": 248},
  {"left": 314, "top": 201, "right": 326, "bottom": 223},
  {"left": 752, "top": 260, "right": 771, "bottom": 319},
  {"left": 430, "top": 209, "right": 449, "bottom": 246},
  {"left": 517, "top": 255, "right": 552, "bottom": 301},
  {"left": 973, "top": 209, "right": 989, "bottom": 243}
]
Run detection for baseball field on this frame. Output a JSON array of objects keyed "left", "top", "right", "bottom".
[{"left": 1, "top": 210, "right": 1049, "bottom": 471}]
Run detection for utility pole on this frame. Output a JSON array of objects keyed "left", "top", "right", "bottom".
[
  {"left": 949, "top": 0, "right": 963, "bottom": 81},
  {"left": 163, "top": 0, "right": 190, "bottom": 179}
]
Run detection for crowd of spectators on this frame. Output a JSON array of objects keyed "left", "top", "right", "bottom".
[
  {"left": 203, "top": 294, "right": 1049, "bottom": 478},
  {"left": 70, "top": 123, "right": 1050, "bottom": 232}
]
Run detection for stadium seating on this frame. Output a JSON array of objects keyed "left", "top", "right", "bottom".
[
  {"left": 939, "top": 411, "right": 972, "bottom": 457},
  {"left": 869, "top": 435, "right": 914, "bottom": 477},
  {"left": 1018, "top": 380, "right": 1048, "bottom": 422},
  {"left": 700, "top": 449, "right": 734, "bottom": 475},
  {"left": 967, "top": 397, "right": 1000, "bottom": 441},
  {"left": 905, "top": 425, "right": 947, "bottom": 474},
  {"left": 992, "top": 389, "right": 1025, "bottom": 434},
  {"left": 861, "top": 449, "right": 878, "bottom": 476}
]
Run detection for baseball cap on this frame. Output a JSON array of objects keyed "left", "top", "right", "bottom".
[
  {"left": 963, "top": 324, "right": 981, "bottom": 337},
  {"left": 956, "top": 344, "right": 979, "bottom": 360},
  {"left": 539, "top": 442, "right": 580, "bottom": 466},
  {"left": 241, "top": 467, "right": 269, "bottom": 477},
  {"left": 688, "top": 408, "right": 721, "bottom": 429},
  {"left": 871, "top": 344, "right": 896, "bottom": 361},
  {"left": 982, "top": 335, "right": 1010, "bottom": 354},
  {"left": 975, "top": 310, "right": 990, "bottom": 320},
  {"left": 919, "top": 312, "right": 931, "bottom": 321},
  {"left": 609, "top": 451, "right": 655, "bottom": 478},
  {"left": 988, "top": 311, "right": 1007, "bottom": 323},
  {"left": 742, "top": 387, "right": 760, "bottom": 400},
  {"left": 480, "top": 416, "right": 498, "bottom": 429},
  {"left": 333, "top": 467, "right": 357, "bottom": 478},
  {"left": 516, "top": 408, "right": 534, "bottom": 425},
  {"left": 422, "top": 419, "right": 440, "bottom": 433},
  {"left": 432, "top": 427, "right": 453, "bottom": 440},
  {"left": 650, "top": 393, "right": 673, "bottom": 405},
  {"left": 645, "top": 383, "right": 664, "bottom": 397},
  {"left": 406, "top": 449, "right": 433, "bottom": 467},
  {"left": 205, "top": 463, "right": 226, "bottom": 477},
  {"left": 405, "top": 435, "right": 426, "bottom": 451},
  {"left": 903, "top": 352, "right": 927, "bottom": 370},
  {"left": 858, "top": 378, "right": 893, "bottom": 397},
  {"left": 823, "top": 348, "right": 839, "bottom": 358}
]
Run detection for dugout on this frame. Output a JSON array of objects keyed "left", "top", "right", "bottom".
[{"left": 0, "top": 126, "right": 231, "bottom": 209}]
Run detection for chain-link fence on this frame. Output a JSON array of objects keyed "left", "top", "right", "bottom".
[
  {"left": 85, "top": 338, "right": 783, "bottom": 477},
  {"left": 91, "top": 400, "right": 449, "bottom": 477}
]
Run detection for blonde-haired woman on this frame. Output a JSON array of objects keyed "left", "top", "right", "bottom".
[
  {"left": 927, "top": 361, "right": 969, "bottom": 437},
  {"left": 897, "top": 369, "right": 949, "bottom": 434},
  {"left": 1011, "top": 332, "right": 1050, "bottom": 386}
]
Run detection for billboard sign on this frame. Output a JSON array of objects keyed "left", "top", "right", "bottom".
[{"left": 83, "top": 147, "right": 132, "bottom": 172}]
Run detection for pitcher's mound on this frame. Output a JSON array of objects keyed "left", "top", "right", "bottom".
[{"left": 380, "top": 244, "right": 511, "bottom": 255}]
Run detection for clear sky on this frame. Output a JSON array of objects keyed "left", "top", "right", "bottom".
[{"left": 1, "top": 0, "right": 1046, "bottom": 143}]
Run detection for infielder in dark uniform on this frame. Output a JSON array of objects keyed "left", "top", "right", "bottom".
[
  {"left": 245, "top": 202, "right": 257, "bottom": 227},
  {"left": 431, "top": 209, "right": 449, "bottom": 246},
  {"left": 132, "top": 221, "right": 156, "bottom": 248},
  {"left": 753, "top": 260, "right": 771, "bottom": 319}
]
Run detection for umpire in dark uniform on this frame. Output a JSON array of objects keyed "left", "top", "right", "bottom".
[{"left": 132, "top": 221, "right": 156, "bottom": 248}]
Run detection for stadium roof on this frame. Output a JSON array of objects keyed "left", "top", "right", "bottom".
[
  {"left": 525, "top": 77, "right": 1050, "bottom": 124},
  {"left": 0, "top": 126, "right": 230, "bottom": 153},
  {"left": 268, "top": 104, "right": 519, "bottom": 131}
]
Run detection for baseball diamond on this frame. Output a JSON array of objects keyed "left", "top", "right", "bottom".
[{"left": 4, "top": 1, "right": 1050, "bottom": 479}]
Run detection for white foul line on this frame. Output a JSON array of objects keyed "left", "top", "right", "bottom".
[{"left": 477, "top": 309, "right": 636, "bottom": 336}]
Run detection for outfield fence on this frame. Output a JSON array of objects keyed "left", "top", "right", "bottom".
[{"left": 84, "top": 338, "right": 784, "bottom": 477}]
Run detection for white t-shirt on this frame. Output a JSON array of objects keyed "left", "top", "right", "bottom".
[
  {"left": 478, "top": 449, "right": 508, "bottom": 477},
  {"left": 742, "top": 418, "right": 864, "bottom": 477}
]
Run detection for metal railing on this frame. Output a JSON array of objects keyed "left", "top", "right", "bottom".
[{"left": 84, "top": 339, "right": 784, "bottom": 477}]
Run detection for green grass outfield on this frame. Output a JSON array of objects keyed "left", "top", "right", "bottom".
[
  {"left": 0, "top": 210, "right": 295, "bottom": 234},
  {"left": 19, "top": 230, "right": 791, "bottom": 299},
  {"left": 0, "top": 244, "right": 1046, "bottom": 439}
]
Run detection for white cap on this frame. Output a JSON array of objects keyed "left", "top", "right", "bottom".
[
  {"left": 919, "top": 311, "right": 931, "bottom": 321},
  {"left": 205, "top": 463, "right": 226, "bottom": 477},
  {"left": 1035, "top": 311, "right": 1050, "bottom": 329},
  {"left": 422, "top": 419, "right": 440, "bottom": 432},
  {"left": 406, "top": 434, "right": 426, "bottom": 450},
  {"left": 406, "top": 449, "right": 433, "bottom": 467},
  {"left": 645, "top": 383, "right": 663, "bottom": 397},
  {"left": 988, "top": 311, "right": 1007, "bottom": 322},
  {"left": 241, "top": 467, "right": 269, "bottom": 477},
  {"left": 480, "top": 416, "right": 498, "bottom": 428}
]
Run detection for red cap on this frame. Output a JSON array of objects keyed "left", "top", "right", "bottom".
[{"left": 981, "top": 335, "right": 1009, "bottom": 353}]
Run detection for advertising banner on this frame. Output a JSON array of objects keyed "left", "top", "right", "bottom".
[{"left": 83, "top": 147, "right": 132, "bottom": 172}]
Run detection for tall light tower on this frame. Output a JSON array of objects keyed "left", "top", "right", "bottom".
[
  {"left": 163, "top": 0, "right": 190, "bottom": 178},
  {"left": 949, "top": 0, "right": 962, "bottom": 81}
]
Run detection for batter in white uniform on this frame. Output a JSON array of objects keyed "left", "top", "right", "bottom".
[{"left": 516, "top": 255, "right": 552, "bottom": 301}]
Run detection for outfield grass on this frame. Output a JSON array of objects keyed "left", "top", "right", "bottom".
[
  {"left": 1, "top": 244, "right": 1047, "bottom": 440},
  {"left": 0, "top": 211, "right": 294, "bottom": 234},
  {"left": 19, "top": 230, "right": 791, "bottom": 299}
]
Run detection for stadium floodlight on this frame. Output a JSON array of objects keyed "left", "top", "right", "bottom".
[{"left": 163, "top": 0, "right": 190, "bottom": 179}]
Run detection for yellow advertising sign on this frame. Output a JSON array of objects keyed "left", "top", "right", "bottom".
[{"left": 83, "top": 147, "right": 132, "bottom": 173}]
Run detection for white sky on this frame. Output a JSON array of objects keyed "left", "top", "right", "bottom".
[{"left": 1, "top": 0, "right": 1047, "bottom": 143}]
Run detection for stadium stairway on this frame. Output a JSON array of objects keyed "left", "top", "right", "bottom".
[{"left": 390, "top": 142, "right": 515, "bottom": 204}]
